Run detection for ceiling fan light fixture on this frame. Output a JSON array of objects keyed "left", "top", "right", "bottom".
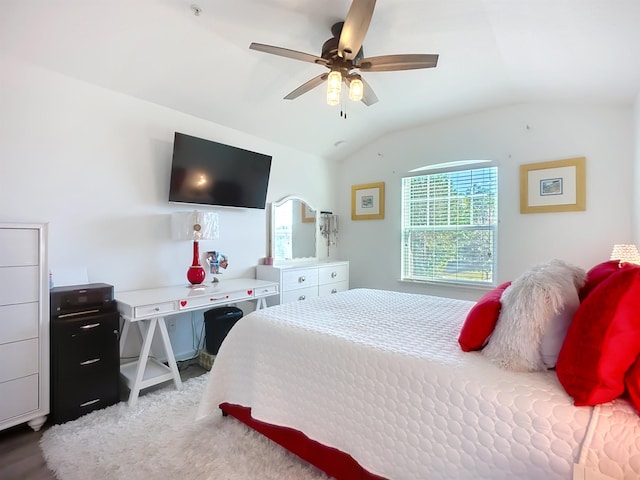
[
  {"left": 327, "top": 70, "right": 342, "bottom": 105},
  {"left": 326, "top": 89, "right": 340, "bottom": 106},
  {"left": 327, "top": 70, "right": 342, "bottom": 91},
  {"left": 349, "top": 76, "right": 364, "bottom": 102}
]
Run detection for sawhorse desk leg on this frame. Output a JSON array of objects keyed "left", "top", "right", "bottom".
[
  {"left": 119, "top": 316, "right": 183, "bottom": 406},
  {"left": 255, "top": 297, "right": 268, "bottom": 310}
]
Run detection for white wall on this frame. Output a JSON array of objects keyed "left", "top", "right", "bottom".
[
  {"left": 0, "top": 54, "right": 336, "bottom": 359},
  {"left": 335, "top": 103, "right": 635, "bottom": 300}
]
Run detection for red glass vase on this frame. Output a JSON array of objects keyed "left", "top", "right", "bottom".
[{"left": 186, "top": 240, "right": 206, "bottom": 285}]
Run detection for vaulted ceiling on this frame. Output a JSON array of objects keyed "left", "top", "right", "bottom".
[{"left": 3, "top": 0, "right": 640, "bottom": 160}]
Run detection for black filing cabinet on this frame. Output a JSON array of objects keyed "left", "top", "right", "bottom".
[{"left": 50, "top": 284, "right": 120, "bottom": 424}]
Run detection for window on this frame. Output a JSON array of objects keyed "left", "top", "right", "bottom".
[{"left": 401, "top": 166, "right": 498, "bottom": 285}]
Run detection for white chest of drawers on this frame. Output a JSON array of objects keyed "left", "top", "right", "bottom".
[
  {"left": 257, "top": 261, "right": 349, "bottom": 305},
  {"left": 0, "top": 223, "right": 49, "bottom": 432}
]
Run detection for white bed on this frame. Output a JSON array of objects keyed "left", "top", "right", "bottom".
[{"left": 196, "top": 288, "right": 640, "bottom": 479}]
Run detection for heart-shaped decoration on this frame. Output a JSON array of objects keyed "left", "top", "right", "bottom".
[
  {"left": 247, "top": 290, "right": 253, "bottom": 295},
  {"left": 180, "top": 300, "right": 187, "bottom": 307}
]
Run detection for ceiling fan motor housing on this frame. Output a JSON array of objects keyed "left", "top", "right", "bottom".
[{"left": 322, "top": 22, "right": 364, "bottom": 65}]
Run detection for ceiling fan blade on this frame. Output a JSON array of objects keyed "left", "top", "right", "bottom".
[
  {"left": 338, "top": 0, "right": 376, "bottom": 61},
  {"left": 358, "top": 54, "right": 439, "bottom": 72},
  {"left": 250, "top": 43, "right": 328, "bottom": 66},
  {"left": 359, "top": 76, "right": 379, "bottom": 106},
  {"left": 344, "top": 75, "right": 378, "bottom": 106},
  {"left": 284, "top": 73, "right": 328, "bottom": 100}
]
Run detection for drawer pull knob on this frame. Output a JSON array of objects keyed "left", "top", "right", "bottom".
[
  {"left": 331, "top": 288, "right": 338, "bottom": 294},
  {"left": 80, "top": 358, "right": 101, "bottom": 366},
  {"left": 80, "top": 323, "right": 100, "bottom": 330},
  {"left": 80, "top": 399, "right": 101, "bottom": 408},
  {"left": 299, "top": 295, "right": 306, "bottom": 301},
  {"left": 154, "top": 307, "right": 160, "bottom": 311},
  {"left": 298, "top": 276, "right": 306, "bottom": 283},
  {"left": 331, "top": 272, "right": 337, "bottom": 278}
]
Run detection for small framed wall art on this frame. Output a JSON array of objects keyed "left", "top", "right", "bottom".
[
  {"left": 351, "top": 182, "right": 385, "bottom": 220},
  {"left": 520, "top": 157, "right": 586, "bottom": 214}
]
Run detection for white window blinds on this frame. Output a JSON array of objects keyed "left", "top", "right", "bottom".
[{"left": 401, "top": 167, "right": 498, "bottom": 285}]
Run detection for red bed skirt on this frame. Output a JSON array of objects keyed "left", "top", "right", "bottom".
[{"left": 220, "top": 402, "right": 387, "bottom": 480}]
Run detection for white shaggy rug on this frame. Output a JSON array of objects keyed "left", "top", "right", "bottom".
[{"left": 40, "top": 374, "right": 330, "bottom": 480}]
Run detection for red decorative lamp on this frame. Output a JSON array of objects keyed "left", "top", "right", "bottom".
[{"left": 171, "top": 210, "right": 219, "bottom": 286}]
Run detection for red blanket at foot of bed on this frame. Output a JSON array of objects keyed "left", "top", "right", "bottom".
[{"left": 220, "top": 403, "right": 387, "bottom": 480}]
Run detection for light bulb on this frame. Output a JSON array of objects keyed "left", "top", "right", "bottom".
[
  {"left": 327, "top": 71, "right": 342, "bottom": 105},
  {"left": 327, "top": 71, "right": 342, "bottom": 91},
  {"left": 349, "top": 77, "right": 364, "bottom": 102},
  {"left": 326, "top": 89, "right": 340, "bottom": 106}
]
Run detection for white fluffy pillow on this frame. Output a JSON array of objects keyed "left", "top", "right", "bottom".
[
  {"left": 482, "top": 259, "right": 586, "bottom": 372},
  {"left": 540, "top": 285, "right": 580, "bottom": 368}
]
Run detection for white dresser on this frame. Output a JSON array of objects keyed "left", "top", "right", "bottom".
[
  {"left": 257, "top": 261, "right": 349, "bottom": 305},
  {"left": 0, "top": 223, "right": 49, "bottom": 432}
]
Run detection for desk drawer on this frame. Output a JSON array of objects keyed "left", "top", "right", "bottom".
[
  {"left": 178, "top": 289, "right": 251, "bottom": 310},
  {"left": 282, "top": 268, "right": 319, "bottom": 291},
  {"left": 253, "top": 284, "right": 278, "bottom": 298},
  {"left": 134, "top": 301, "right": 175, "bottom": 318}
]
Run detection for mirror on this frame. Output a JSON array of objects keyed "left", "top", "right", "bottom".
[{"left": 270, "top": 196, "right": 317, "bottom": 262}]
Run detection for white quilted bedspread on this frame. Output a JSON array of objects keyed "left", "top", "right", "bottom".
[{"left": 196, "top": 288, "right": 640, "bottom": 480}]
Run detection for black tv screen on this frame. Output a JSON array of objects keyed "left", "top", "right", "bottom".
[{"left": 168, "top": 132, "right": 272, "bottom": 209}]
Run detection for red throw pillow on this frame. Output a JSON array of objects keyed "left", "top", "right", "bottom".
[
  {"left": 579, "top": 260, "right": 633, "bottom": 301},
  {"left": 458, "top": 281, "right": 511, "bottom": 352},
  {"left": 556, "top": 267, "right": 640, "bottom": 406},
  {"left": 625, "top": 358, "right": 640, "bottom": 415}
]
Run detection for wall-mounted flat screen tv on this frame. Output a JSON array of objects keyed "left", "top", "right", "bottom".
[{"left": 169, "top": 132, "right": 272, "bottom": 209}]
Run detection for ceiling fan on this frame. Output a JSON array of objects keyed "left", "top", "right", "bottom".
[{"left": 249, "top": 0, "right": 438, "bottom": 107}]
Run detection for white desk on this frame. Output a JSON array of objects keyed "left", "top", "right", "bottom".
[{"left": 116, "top": 278, "right": 279, "bottom": 405}]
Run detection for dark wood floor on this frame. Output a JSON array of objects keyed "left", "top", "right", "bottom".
[{"left": 0, "top": 361, "right": 207, "bottom": 480}]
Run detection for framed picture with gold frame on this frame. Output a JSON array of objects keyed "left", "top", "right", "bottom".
[
  {"left": 301, "top": 203, "right": 315, "bottom": 223},
  {"left": 351, "top": 182, "right": 385, "bottom": 220},
  {"left": 520, "top": 157, "right": 586, "bottom": 213}
]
